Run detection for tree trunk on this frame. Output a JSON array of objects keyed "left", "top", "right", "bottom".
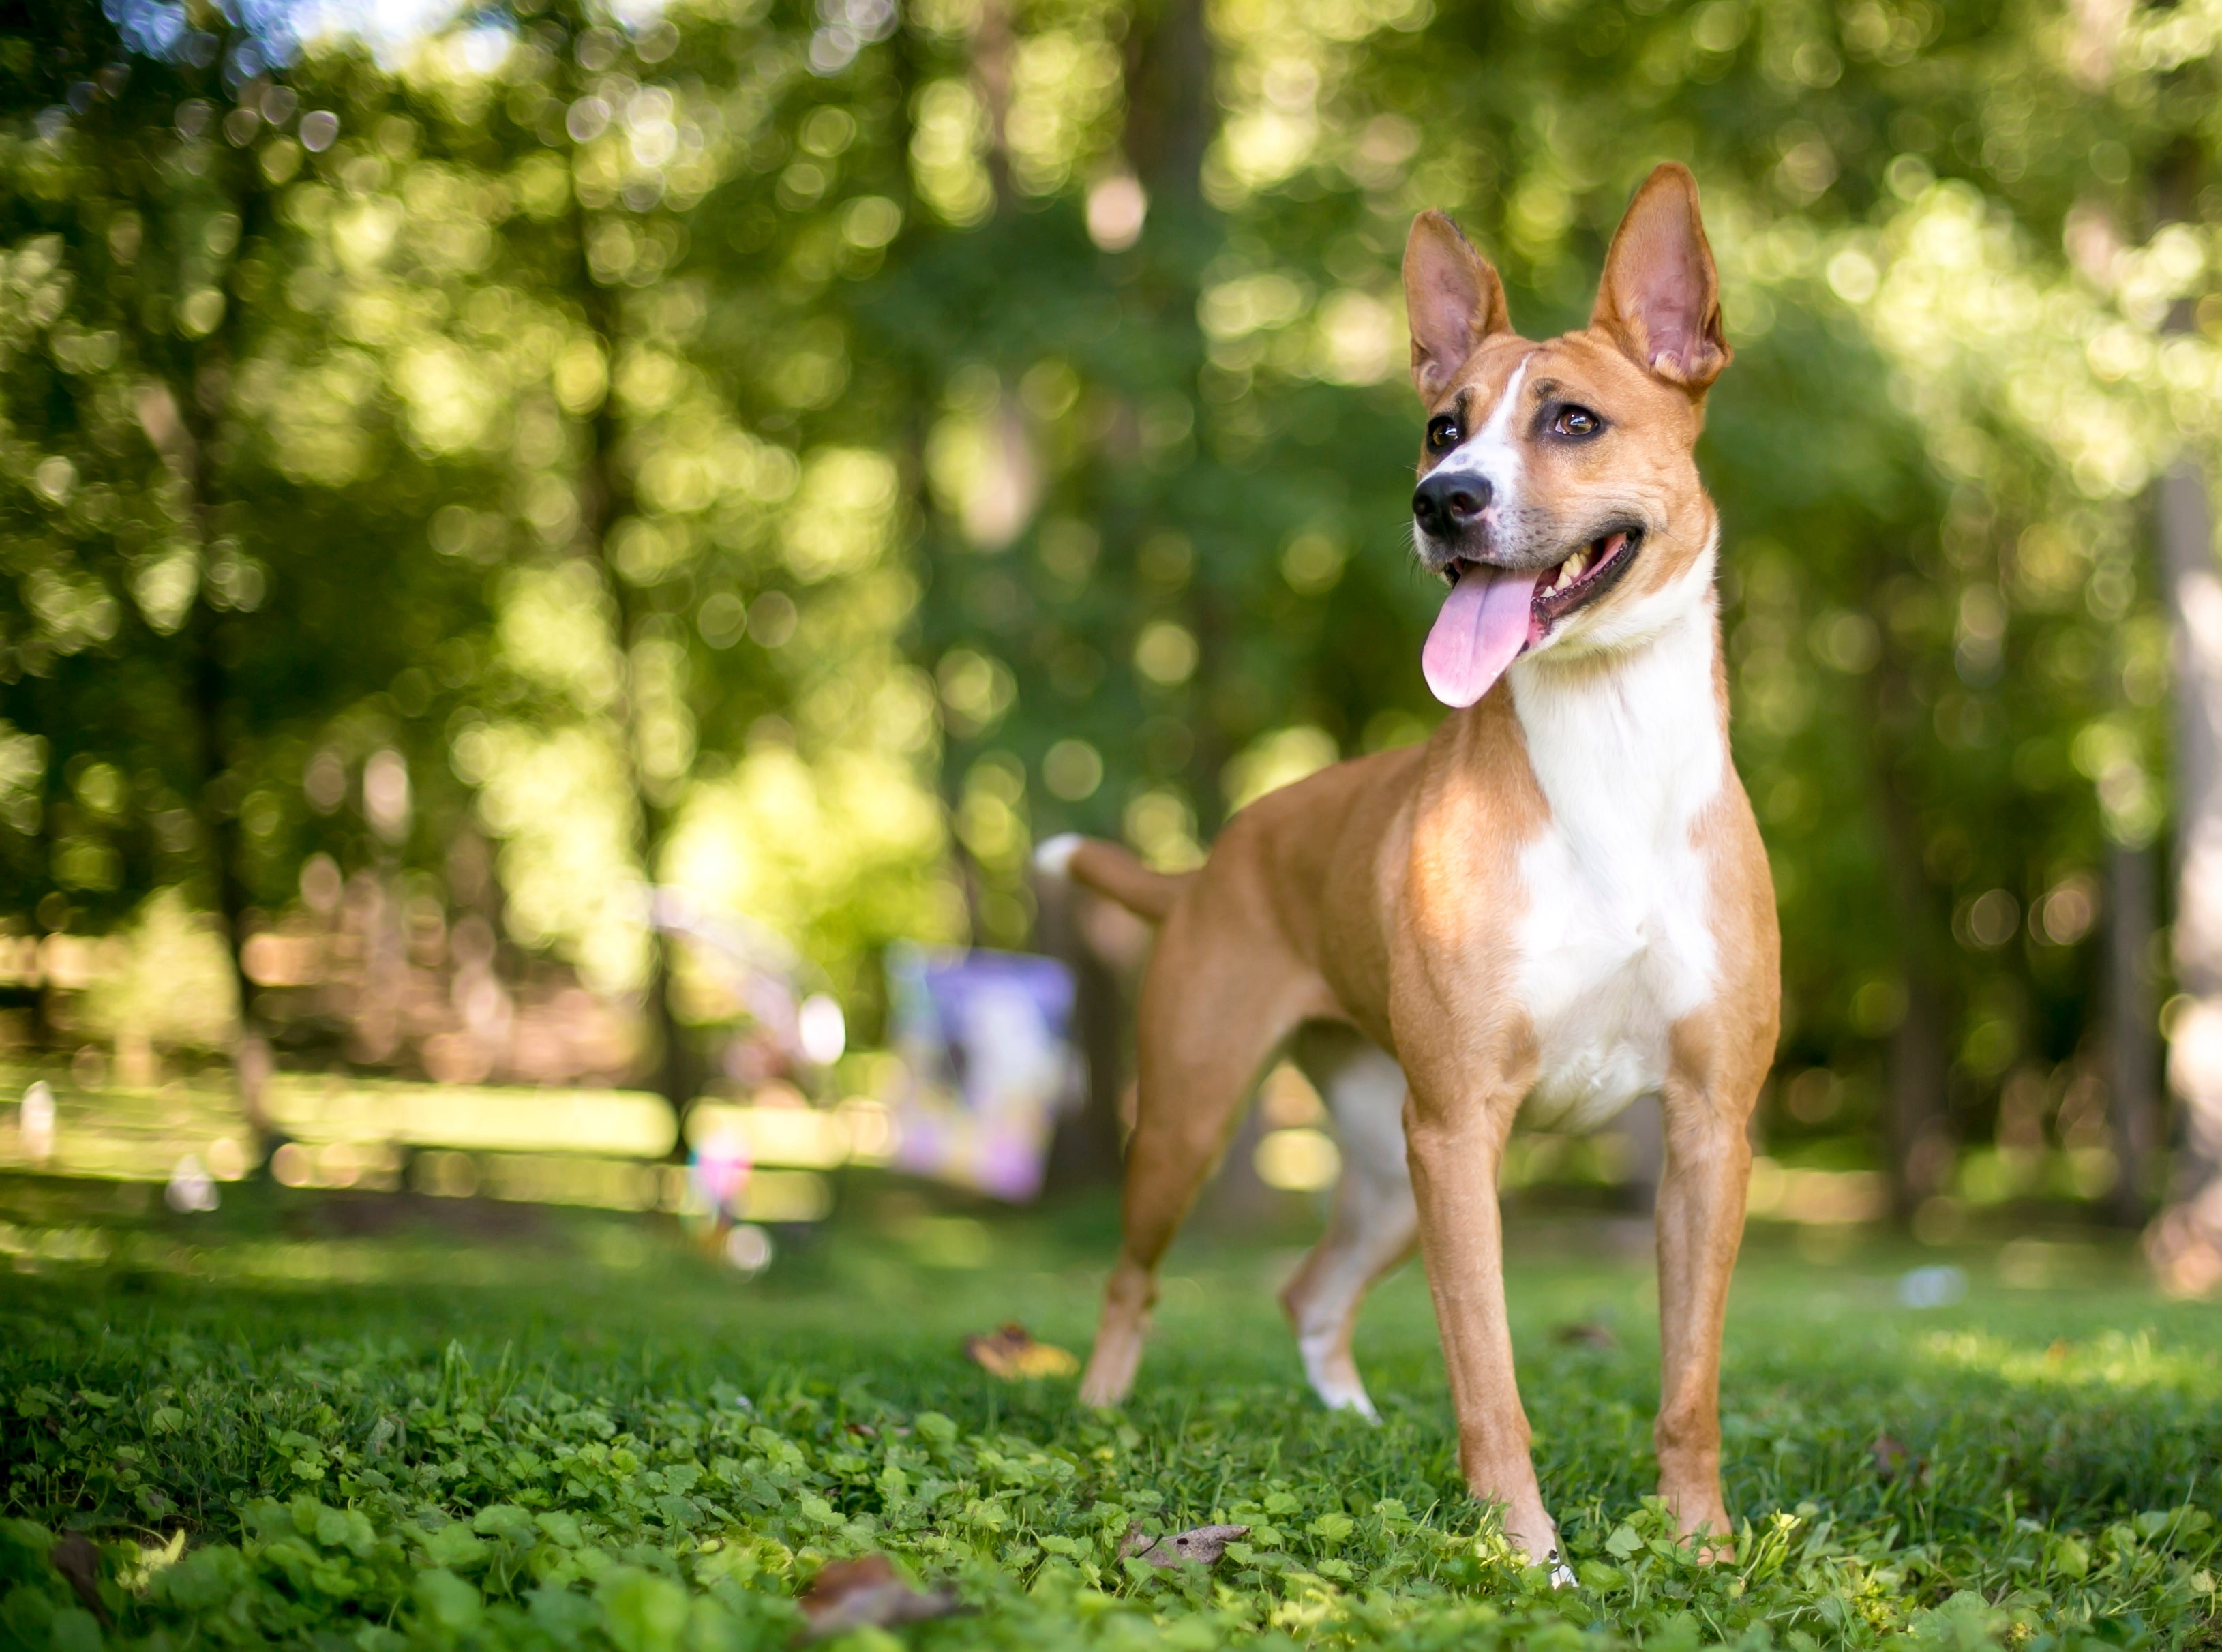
[
  {"left": 1870, "top": 666, "right": 1953, "bottom": 1219},
  {"left": 2152, "top": 453, "right": 2222, "bottom": 1289},
  {"left": 1124, "top": 0, "right": 1214, "bottom": 204},
  {"left": 2147, "top": 142, "right": 2222, "bottom": 1292},
  {"left": 1884, "top": 973, "right": 1954, "bottom": 1218},
  {"left": 1120, "top": 0, "right": 1279, "bottom": 1220},
  {"left": 1034, "top": 877, "right": 1130, "bottom": 1189},
  {"left": 973, "top": 0, "right": 1015, "bottom": 211},
  {"left": 2105, "top": 839, "right": 2158, "bottom": 1225},
  {"left": 569, "top": 212, "right": 690, "bottom": 1137},
  {"left": 136, "top": 368, "right": 273, "bottom": 1137},
  {"left": 185, "top": 578, "right": 271, "bottom": 1130}
]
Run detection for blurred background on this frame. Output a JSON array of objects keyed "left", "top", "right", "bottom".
[{"left": 5, "top": 0, "right": 2222, "bottom": 1291}]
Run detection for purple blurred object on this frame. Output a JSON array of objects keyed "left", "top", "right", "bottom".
[
  {"left": 886, "top": 944, "right": 1080, "bottom": 1202},
  {"left": 687, "top": 1132, "right": 751, "bottom": 1229}
]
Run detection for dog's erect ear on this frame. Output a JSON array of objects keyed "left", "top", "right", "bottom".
[
  {"left": 1403, "top": 211, "right": 1511, "bottom": 402},
  {"left": 1591, "top": 163, "right": 1730, "bottom": 393}
]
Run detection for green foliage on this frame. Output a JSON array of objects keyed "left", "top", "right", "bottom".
[
  {"left": 1, "top": 1212, "right": 2219, "bottom": 1647},
  {"left": 3, "top": 0, "right": 2220, "bottom": 1154}
]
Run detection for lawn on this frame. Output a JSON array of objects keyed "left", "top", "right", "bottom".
[{"left": 2, "top": 1175, "right": 2218, "bottom": 1649}]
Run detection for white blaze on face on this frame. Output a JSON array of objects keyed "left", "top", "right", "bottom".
[
  {"left": 1417, "top": 355, "right": 1543, "bottom": 709},
  {"left": 1426, "top": 356, "right": 1531, "bottom": 517}
]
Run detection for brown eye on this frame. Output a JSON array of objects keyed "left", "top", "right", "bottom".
[
  {"left": 1426, "top": 415, "right": 1460, "bottom": 451},
  {"left": 1553, "top": 406, "right": 1601, "bottom": 438}
]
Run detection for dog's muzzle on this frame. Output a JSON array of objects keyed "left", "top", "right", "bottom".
[{"left": 1412, "top": 470, "right": 1490, "bottom": 542}]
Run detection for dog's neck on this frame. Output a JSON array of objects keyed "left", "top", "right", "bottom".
[{"left": 1505, "top": 530, "right": 1727, "bottom": 842}]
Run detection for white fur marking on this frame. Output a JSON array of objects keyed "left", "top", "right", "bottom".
[
  {"left": 1297, "top": 1325, "right": 1379, "bottom": 1419},
  {"left": 1033, "top": 833, "right": 1084, "bottom": 878},
  {"left": 1506, "top": 538, "right": 1725, "bottom": 1132},
  {"left": 1287, "top": 1032, "right": 1414, "bottom": 1421},
  {"left": 1428, "top": 357, "right": 1531, "bottom": 520}
]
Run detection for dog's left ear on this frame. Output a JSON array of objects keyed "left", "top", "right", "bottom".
[{"left": 1591, "top": 163, "right": 1730, "bottom": 393}]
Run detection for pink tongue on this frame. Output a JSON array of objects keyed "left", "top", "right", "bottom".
[{"left": 1423, "top": 565, "right": 1542, "bottom": 708}]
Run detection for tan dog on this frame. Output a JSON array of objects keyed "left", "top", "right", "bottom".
[{"left": 1035, "top": 164, "right": 1778, "bottom": 1574}]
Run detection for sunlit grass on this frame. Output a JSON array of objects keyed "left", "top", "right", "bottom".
[{"left": 1, "top": 1182, "right": 2217, "bottom": 1647}]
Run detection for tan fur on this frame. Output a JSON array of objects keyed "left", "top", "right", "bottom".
[
  {"left": 1064, "top": 839, "right": 1194, "bottom": 922},
  {"left": 1064, "top": 165, "right": 1779, "bottom": 1570}
]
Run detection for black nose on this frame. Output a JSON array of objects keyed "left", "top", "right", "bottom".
[{"left": 1413, "top": 471, "right": 1489, "bottom": 539}]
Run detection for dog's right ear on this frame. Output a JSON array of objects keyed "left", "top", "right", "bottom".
[{"left": 1403, "top": 211, "right": 1511, "bottom": 402}]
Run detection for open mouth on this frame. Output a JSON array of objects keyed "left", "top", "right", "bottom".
[
  {"left": 1529, "top": 528, "right": 1640, "bottom": 627},
  {"left": 1421, "top": 530, "right": 1641, "bottom": 709}
]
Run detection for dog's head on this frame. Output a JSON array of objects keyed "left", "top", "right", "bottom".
[{"left": 1402, "top": 163, "right": 1728, "bottom": 709}]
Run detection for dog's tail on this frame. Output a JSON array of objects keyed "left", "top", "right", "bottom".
[{"left": 1033, "top": 833, "right": 1194, "bottom": 923}]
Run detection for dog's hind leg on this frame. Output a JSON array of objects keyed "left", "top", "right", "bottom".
[
  {"left": 1279, "top": 1023, "right": 1417, "bottom": 1420},
  {"left": 1078, "top": 895, "right": 1319, "bottom": 1409}
]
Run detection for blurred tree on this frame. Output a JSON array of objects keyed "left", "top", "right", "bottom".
[
  {"left": 0, "top": 3, "right": 507, "bottom": 1129},
  {"left": 5, "top": 0, "right": 2222, "bottom": 1254},
  {"left": 873, "top": 0, "right": 2215, "bottom": 1229}
]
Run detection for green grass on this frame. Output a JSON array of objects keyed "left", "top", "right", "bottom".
[{"left": 2, "top": 1176, "right": 2219, "bottom": 1649}]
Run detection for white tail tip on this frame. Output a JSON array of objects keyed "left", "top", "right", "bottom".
[{"left": 1033, "top": 833, "right": 1085, "bottom": 878}]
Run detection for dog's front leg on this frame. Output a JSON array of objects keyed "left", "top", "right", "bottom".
[
  {"left": 1401, "top": 1081, "right": 1560, "bottom": 1571},
  {"left": 1652, "top": 1065, "right": 1759, "bottom": 1557}
]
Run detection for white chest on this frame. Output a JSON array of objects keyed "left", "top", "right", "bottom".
[{"left": 1506, "top": 604, "right": 1724, "bottom": 1132}]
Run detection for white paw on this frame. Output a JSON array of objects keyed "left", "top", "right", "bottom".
[
  {"left": 1297, "top": 1342, "right": 1377, "bottom": 1423},
  {"left": 1300, "top": 1345, "right": 1381, "bottom": 1422},
  {"left": 1547, "top": 1549, "right": 1575, "bottom": 1589},
  {"left": 1321, "top": 1387, "right": 1381, "bottom": 1424}
]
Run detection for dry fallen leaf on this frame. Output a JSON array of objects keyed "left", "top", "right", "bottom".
[
  {"left": 963, "top": 1323, "right": 1079, "bottom": 1380},
  {"left": 1551, "top": 1320, "right": 1618, "bottom": 1351},
  {"left": 796, "top": 1554, "right": 961, "bottom": 1642},
  {"left": 1872, "top": 1433, "right": 1925, "bottom": 1484},
  {"left": 1119, "top": 1522, "right": 1251, "bottom": 1567},
  {"left": 49, "top": 1531, "right": 110, "bottom": 1625}
]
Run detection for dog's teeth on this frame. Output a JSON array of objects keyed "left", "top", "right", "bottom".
[{"left": 1555, "top": 552, "right": 1587, "bottom": 590}]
